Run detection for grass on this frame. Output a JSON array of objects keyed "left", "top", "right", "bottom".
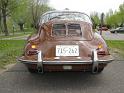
[
  {"left": 0, "top": 40, "right": 124, "bottom": 69},
  {"left": 0, "top": 40, "right": 25, "bottom": 69},
  {"left": 0, "top": 28, "right": 36, "bottom": 39},
  {"left": 0, "top": 33, "right": 29, "bottom": 40},
  {"left": 106, "top": 40, "right": 124, "bottom": 56},
  {"left": 0, "top": 32, "right": 31, "bottom": 39}
]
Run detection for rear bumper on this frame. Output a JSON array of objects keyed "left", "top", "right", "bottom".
[
  {"left": 18, "top": 58, "right": 113, "bottom": 73},
  {"left": 18, "top": 50, "right": 114, "bottom": 73}
]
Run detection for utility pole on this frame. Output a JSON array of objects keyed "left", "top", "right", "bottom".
[{"left": 100, "top": 13, "right": 104, "bottom": 35}]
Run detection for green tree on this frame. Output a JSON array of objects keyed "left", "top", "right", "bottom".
[
  {"left": 10, "top": 0, "right": 53, "bottom": 33},
  {"left": 105, "top": 3, "right": 124, "bottom": 28},
  {"left": 0, "top": 7, "right": 2, "bottom": 33},
  {"left": 119, "top": 3, "right": 124, "bottom": 26},
  {"left": 29, "top": 0, "right": 52, "bottom": 28},
  {"left": 0, "top": 0, "right": 18, "bottom": 36},
  {"left": 11, "top": 0, "right": 53, "bottom": 31},
  {"left": 11, "top": 0, "right": 29, "bottom": 31},
  {"left": 90, "top": 12, "right": 100, "bottom": 28}
]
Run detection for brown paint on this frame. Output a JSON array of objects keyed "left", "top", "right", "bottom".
[{"left": 19, "top": 11, "right": 113, "bottom": 72}]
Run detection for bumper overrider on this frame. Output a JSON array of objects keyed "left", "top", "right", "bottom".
[{"left": 18, "top": 50, "right": 114, "bottom": 73}]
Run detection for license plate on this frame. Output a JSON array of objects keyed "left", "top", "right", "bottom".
[
  {"left": 56, "top": 45, "right": 79, "bottom": 56},
  {"left": 63, "top": 66, "right": 72, "bottom": 70}
]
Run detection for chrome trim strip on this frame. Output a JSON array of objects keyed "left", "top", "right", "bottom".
[{"left": 18, "top": 59, "right": 113, "bottom": 65}]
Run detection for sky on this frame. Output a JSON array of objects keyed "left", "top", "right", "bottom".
[{"left": 49, "top": 0, "right": 124, "bottom": 15}]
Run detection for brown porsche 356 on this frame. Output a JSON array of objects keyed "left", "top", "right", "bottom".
[{"left": 18, "top": 11, "right": 113, "bottom": 73}]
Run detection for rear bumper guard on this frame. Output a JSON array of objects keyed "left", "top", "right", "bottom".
[{"left": 92, "top": 49, "right": 99, "bottom": 73}]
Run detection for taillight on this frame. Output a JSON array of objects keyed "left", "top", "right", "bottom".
[
  {"left": 97, "top": 51, "right": 106, "bottom": 55},
  {"left": 27, "top": 50, "right": 37, "bottom": 55},
  {"left": 96, "top": 44, "right": 106, "bottom": 55}
]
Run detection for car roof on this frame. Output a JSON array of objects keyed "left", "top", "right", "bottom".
[{"left": 42, "top": 10, "right": 89, "bottom": 17}]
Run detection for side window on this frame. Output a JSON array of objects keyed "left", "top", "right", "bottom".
[
  {"left": 52, "top": 24, "right": 66, "bottom": 36},
  {"left": 68, "top": 24, "right": 82, "bottom": 36}
]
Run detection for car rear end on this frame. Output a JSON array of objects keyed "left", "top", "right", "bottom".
[{"left": 19, "top": 20, "right": 113, "bottom": 73}]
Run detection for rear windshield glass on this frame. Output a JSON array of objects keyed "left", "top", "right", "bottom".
[
  {"left": 68, "top": 24, "right": 82, "bottom": 36},
  {"left": 52, "top": 24, "right": 82, "bottom": 36},
  {"left": 52, "top": 24, "right": 66, "bottom": 36}
]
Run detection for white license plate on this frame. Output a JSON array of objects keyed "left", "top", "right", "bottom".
[{"left": 56, "top": 45, "right": 79, "bottom": 56}]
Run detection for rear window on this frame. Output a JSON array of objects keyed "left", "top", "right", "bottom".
[
  {"left": 68, "top": 24, "right": 82, "bottom": 36},
  {"left": 52, "top": 24, "right": 66, "bottom": 36},
  {"left": 52, "top": 24, "right": 82, "bottom": 36}
]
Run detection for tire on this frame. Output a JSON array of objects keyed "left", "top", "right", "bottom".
[
  {"left": 115, "top": 31, "right": 118, "bottom": 34},
  {"left": 97, "top": 67, "right": 104, "bottom": 73},
  {"left": 91, "top": 67, "right": 104, "bottom": 74},
  {"left": 111, "top": 32, "right": 114, "bottom": 33},
  {"left": 28, "top": 68, "right": 38, "bottom": 73},
  {"left": 113, "top": 31, "right": 115, "bottom": 33}
]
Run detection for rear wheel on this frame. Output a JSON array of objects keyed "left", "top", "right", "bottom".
[
  {"left": 111, "top": 31, "right": 115, "bottom": 33},
  {"left": 91, "top": 67, "right": 104, "bottom": 74},
  {"left": 28, "top": 68, "right": 38, "bottom": 73},
  {"left": 97, "top": 67, "right": 104, "bottom": 73},
  {"left": 25, "top": 64, "right": 38, "bottom": 73}
]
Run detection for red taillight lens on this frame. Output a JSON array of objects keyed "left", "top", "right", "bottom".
[
  {"left": 97, "top": 51, "right": 106, "bottom": 55},
  {"left": 27, "top": 50, "right": 37, "bottom": 55}
]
